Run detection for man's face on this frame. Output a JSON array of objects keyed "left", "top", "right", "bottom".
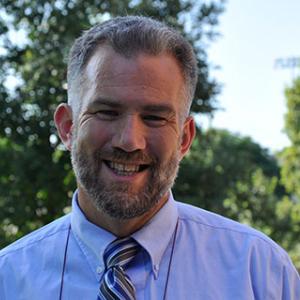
[{"left": 70, "top": 46, "right": 194, "bottom": 219}]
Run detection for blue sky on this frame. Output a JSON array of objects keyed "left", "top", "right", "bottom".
[{"left": 204, "top": 0, "right": 300, "bottom": 152}]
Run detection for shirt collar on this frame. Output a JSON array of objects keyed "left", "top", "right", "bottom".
[
  {"left": 132, "top": 192, "right": 178, "bottom": 278},
  {"left": 71, "top": 190, "right": 116, "bottom": 279},
  {"left": 71, "top": 190, "right": 178, "bottom": 279}
]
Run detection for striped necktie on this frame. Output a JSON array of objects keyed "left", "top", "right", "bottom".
[{"left": 98, "top": 237, "right": 140, "bottom": 300}]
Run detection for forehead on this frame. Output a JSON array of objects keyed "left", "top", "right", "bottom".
[{"left": 82, "top": 46, "right": 184, "bottom": 112}]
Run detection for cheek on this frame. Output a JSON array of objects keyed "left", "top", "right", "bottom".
[
  {"left": 147, "top": 129, "right": 181, "bottom": 157},
  {"left": 78, "top": 120, "right": 111, "bottom": 150}
]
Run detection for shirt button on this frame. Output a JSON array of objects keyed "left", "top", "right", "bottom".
[{"left": 97, "top": 266, "right": 103, "bottom": 274}]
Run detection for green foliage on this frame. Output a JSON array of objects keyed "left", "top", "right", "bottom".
[
  {"left": 0, "top": 0, "right": 225, "bottom": 246},
  {"left": 283, "top": 77, "right": 300, "bottom": 144},
  {"left": 278, "top": 77, "right": 300, "bottom": 270},
  {"left": 174, "top": 128, "right": 281, "bottom": 212},
  {"left": 280, "top": 78, "right": 300, "bottom": 197}
]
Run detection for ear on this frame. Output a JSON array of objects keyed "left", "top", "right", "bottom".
[
  {"left": 54, "top": 103, "right": 73, "bottom": 151},
  {"left": 179, "top": 116, "right": 195, "bottom": 160}
]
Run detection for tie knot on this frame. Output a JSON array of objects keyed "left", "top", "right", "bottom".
[{"left": 103, "top": 237, "right": 140, "bottom": 269}]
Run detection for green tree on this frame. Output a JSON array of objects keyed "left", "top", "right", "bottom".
[
  {"left": 0, "top": 0, "right": 225, "bottom": 247},
  {"left": 280, "top": 78, "right": 300, "bottom": 197},
  {"left": 278, "top": 77, "right": 300, "bottom": 270},
  {"left": 174, "top": 128, "right": 282, "bottom": 214}
]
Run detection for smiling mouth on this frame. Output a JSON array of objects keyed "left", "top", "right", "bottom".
[{"left": 104, "top": 160, "right": 149, "bottom": 176}]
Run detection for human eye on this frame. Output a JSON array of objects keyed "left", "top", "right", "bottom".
[
  {"left": 95, "top": 110, "right": 119, "bottom": 120},
  {"left": 143, "top": 114, "right": 167, "bottom": 127}
]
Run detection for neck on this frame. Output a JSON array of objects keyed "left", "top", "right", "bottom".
[{"left": 77, "top": 188, "right": 169, "bottom": 237}]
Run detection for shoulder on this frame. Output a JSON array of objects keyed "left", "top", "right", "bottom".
[
  {"left": 0, "top": 215, "right": 71, "bottom": 298},
  {"left": 176, "top": 201, "right": 288, "bottom": 260},
  {"left": 175, "top": 201, "right": 300, "bottom": 298},
  {"left": 0, "top": 214, "right": 70, "bottom": 259}
]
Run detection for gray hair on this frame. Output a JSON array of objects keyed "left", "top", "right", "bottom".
[{"left": 67, "top": 15, "right": 198, "bottom": 117}]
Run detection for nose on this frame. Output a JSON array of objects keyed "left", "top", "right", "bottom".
[{"left": 112, "top": 115, "right": 146, "bottom": 152}]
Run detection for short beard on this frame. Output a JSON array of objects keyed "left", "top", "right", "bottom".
[{"left": 71, "top": 142, "right": 180, "bottom": 220}]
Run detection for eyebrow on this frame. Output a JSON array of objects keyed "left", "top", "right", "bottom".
[
  {"left": 142, "top": 104, "right": 175, "bottom": 115},
  {"left": 87, "top": 98, "right": 123, "bottom": 110},
  {"left": 87, "top": 97, "right": 175, "bottom": 114}
]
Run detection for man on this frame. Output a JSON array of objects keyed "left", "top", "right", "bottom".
[{"left": 0, "top": 16, "right": 299, "bottom": 300}]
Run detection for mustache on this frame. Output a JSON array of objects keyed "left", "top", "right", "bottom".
[{"left": 94, "top": 148, "right": 155, "bottom": 164}]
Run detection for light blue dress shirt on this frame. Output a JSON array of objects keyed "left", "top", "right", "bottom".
[{"left": 0, "top": 191, "right": 299, "bottom": 299}]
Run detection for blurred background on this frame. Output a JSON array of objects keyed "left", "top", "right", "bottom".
[{"left": 0, "top": 0, "right": 299, "bottom": 271}]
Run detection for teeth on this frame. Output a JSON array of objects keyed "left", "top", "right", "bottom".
[{"left": 108, "top": 161, "right": 140, "bottom": 174}]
